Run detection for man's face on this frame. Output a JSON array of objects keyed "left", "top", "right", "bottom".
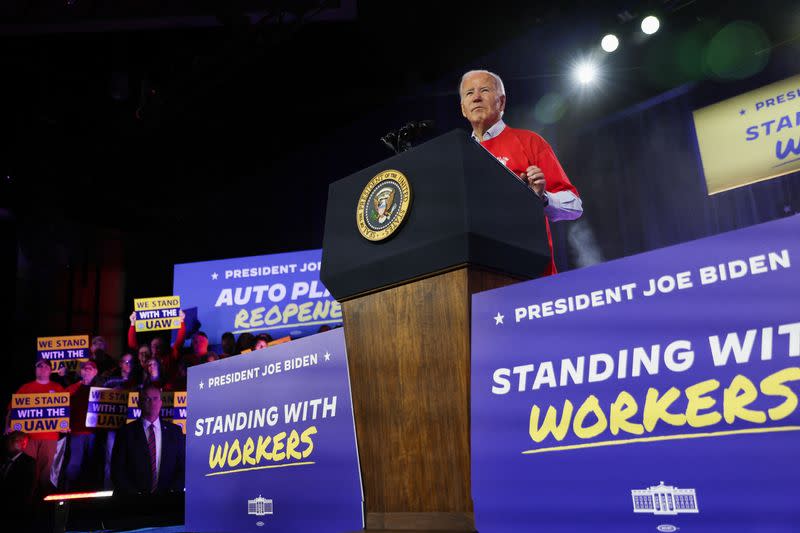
[
  {"left": 460, "top": 72, "right": 505, "bottom": 127},
  {"left": 192, "top": 335, "right": 209, "bottom": 355},
  {"left": 35, "top": 362, "right": 51, "bottom": 381},
  {"left": 80, "top": 364, "right": 98, "bottom": 385},
  {"left": 150, "top": 337, "right": 165, "bottom": 357},
  {"left": 140, "top": 387, "right": 162, "bottom": 420},
  {"left": 255, "top": 339, "right": 269, "bottom": 351}
]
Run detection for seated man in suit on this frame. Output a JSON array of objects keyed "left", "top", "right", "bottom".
[
  {"left": 111, "top": 384, "right": 185, "bottom": 494},
  {"left": 1, "top": 431, "right": 36, "bottom": 527},
  {"left": 0, "top": 431, "right": 36, "bottom": 519}
]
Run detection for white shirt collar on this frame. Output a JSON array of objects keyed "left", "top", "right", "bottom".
[
  {"left": 471, "top": 119, "right": 506, "bottom": 141},
  {"left": 142, "top": 417, "right": 161, "bottom": 430}
]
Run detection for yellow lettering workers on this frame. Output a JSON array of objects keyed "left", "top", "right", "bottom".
[
  {"left": 356, "top": 169, "right": 412, "bottom": 241},
  {"left": 526, "top": 366, "right": 800, "bottom": 452}
]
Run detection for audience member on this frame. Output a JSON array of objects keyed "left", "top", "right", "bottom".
[
  {"left": 90, "top": 336, "right": 116, "bottom": 378},
  {"left": 135, "top": 344, "right": 152, "bottom": 382},
  {"left": 220, "top": 332, "right": 235, "bottom": 357},
  {"left": 62, "top": 360, "right": 105, "bottom": 490},
  {"left": 183, "top": 331, "right": 209, "bottom": 366},
  {"left": 8, "top": 358, "right": 65, "bottom": 499},
  {"left": 1, "top": 432, "right": 35, "bottom": 526},
  {"left": 235, "top": 332, "right": 255, "bottom": 355},
  {"left": 111, "top": 385, "right": 185, "bottom": 494},
  {"left": 104, "top": 353, "right": 139, "bottom": 390},
  {"left": 164, "top": 359, "right": 188, "bottom": 391},
  {"left": 141, "top": 357, "right": 165, "bottom": 389},
  {"left": 254, "top": 333, "right": 273, "bottom": 351},
  {"left": 128, "top": 311, "right": 186, "bottom": 381}
]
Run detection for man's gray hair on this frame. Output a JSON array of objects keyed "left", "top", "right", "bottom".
[{"left": 459, "top": 69, "right": 506, "bottom": 98}]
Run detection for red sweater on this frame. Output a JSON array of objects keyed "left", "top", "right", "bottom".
[
  {"left": 66, "top": 382, "right": 92, "bottom": 435},
  {"left": 480, "top": 126, "right": 579, "bottom": 275}
]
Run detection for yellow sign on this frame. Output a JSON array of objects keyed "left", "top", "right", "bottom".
[
  {"left": 356, "top": 169, "right": 412, "bottom": 241},
  {"left": 36, "top": 335, "right": 90, "bottom": 372},
  {"left": 173, "top": 391, "right": 187, "bottom": 434},
  {"left": 10, "top": 392, "right": 70, "bottom": 433},
  {"left": 36, "top": 335, "right": 89, "bottom": 351},
  {"left": 86, "top": 387, "right": 129, "bottom": 429},
  {"left": 134, "top": 295, "right": 182, "bottom": 332},
  {"left": 693, "top": 74, "right": 800, "bottom": 195}
]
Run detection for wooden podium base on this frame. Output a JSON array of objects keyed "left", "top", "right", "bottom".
[{"left": 341, "top": 267, "right": 520, "bottom": 532}]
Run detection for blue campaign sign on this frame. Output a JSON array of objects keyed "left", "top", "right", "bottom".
[
  {"left": 471, "top": 215, "right": 800, "bottom": 532},
  {"left": 173, "top": 249, "right": 342, "bottom": 345},
  {"left": 185, "top": 328, "right": 363, "bottom": 532}
]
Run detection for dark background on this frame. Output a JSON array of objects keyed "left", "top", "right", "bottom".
[{"left": 2, "top": 0, "right": 799, "bottom": 405}]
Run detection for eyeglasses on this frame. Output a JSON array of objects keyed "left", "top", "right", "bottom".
[{"left": 121, "top": 360, "right": 132, "bottom": 365}]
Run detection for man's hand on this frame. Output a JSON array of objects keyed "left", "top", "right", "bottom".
[
  {"left": 179, "top": 310, "right": 185, "bottom": 322},
  {"left": 520, "top": 165, "right": 546, "bottom": 198},
  {"left": 130, "top": 311, "right": 136, "bottom": 326}
]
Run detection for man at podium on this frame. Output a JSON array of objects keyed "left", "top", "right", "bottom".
[{"left": 460, "top": 69, "right": 583, "bottom": 274}]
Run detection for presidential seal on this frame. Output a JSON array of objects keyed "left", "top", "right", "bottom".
[{"left": 356, "top": 169, "right": 412, "bottom": 241}]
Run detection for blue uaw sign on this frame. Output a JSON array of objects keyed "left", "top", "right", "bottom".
[
  {"left": 471, "top": 215, "right": 800, "bottom": 532},
  {"left": 173, "top": 249, "right": 341, "bottom": 344},
  {"left": 186, "top": 328, "right": 363, "bottom": 532}
]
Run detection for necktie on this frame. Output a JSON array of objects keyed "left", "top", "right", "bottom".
[{"left": 148, "top": 424, "right": 157, "bottom": 492}]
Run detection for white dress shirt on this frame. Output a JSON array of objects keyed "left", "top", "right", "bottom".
[{"left": 142, "top": 417, "right": 162, "bottom": 484}]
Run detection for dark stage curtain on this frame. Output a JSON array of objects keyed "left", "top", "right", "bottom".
[{"left": 553, "top": 83, "right": 800, "bottom": 271}]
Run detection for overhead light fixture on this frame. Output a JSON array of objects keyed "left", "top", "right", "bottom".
[
  {"left": 574, "top": 62, "right": 598, "bottom": 85},
  {"left": 601, "top": 34, "right": 619, "bottom": 53},
  {"left": 641, "top": 16, "right": 660, "bottom": 35}
]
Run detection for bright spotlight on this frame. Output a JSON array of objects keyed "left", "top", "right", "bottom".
[
  {"left": 641, "top": 15, "right": 660, "bottom": 35},
  {"left": 600, "top": 34, "right": 619, "bottom": 52},
  {"left": 574, "top": 62, "right": 597, "bottom": 85}
]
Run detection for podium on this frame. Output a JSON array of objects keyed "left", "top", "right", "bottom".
[{"left": 321, "top": 129, "right": 550, "bottom": 531}]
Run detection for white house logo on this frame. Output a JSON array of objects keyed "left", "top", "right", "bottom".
[
  {"left": 631, "top": 481, "right": 699, "bottom": 516},
  {"left": 247, "top": 495, "right": 273, "bottom": 517},
  {"left": 656, "top": 525, "right": 679, "bottom": 532}
]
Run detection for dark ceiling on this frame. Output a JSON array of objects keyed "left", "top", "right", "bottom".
[{"left": 0, "top": 0, "right": 797, "bottom": 261}]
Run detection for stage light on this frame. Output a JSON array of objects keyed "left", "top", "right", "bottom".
[
  {"left": 641, "top": 16, "right": 660, "bottom": 35},
  {"left": 44, "top": 490, "right": 114, "bottom": 501},
  {"left": 574, "top": 62, "right": 598, "bottom": 85},
  {"left": 601, "top": 34, "right": 619, "bottom": 53}
]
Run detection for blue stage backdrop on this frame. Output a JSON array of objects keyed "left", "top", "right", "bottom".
[
  {"left": 173, "top": 249, "right": 342, "bottom": 344},
  {"left": 471, "top": 215, "right": 800, "bottom": 532},
  {"left": 186, "top": 328, "right": 363, "bottom": 532}
]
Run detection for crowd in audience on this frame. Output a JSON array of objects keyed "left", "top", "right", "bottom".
[{"left": 2, "top": 309, "right": 323, "bottom": 525}]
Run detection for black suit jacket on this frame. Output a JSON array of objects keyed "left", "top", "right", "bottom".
[
  {"left": 1, "top": 451, "right": 35, "bottom": 506},
  {"left": 111, "top": 418, "right": 185, "bottom": 494}
]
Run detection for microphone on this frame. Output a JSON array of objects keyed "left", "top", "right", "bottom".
[
  {"left": 381, "top": 132, "right": 398, "bottom": 153},
  {"left": 381, "top": 120, "right": 435, "bottom": 154}
]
